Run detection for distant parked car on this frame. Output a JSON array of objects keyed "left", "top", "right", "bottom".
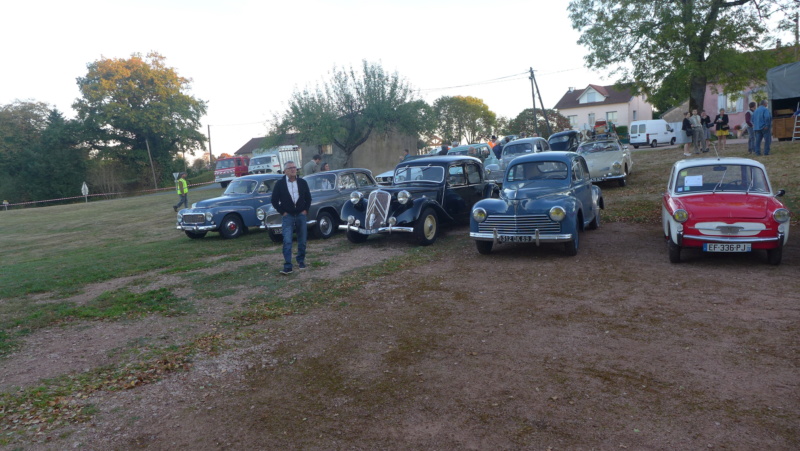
[
  {"left": 498, "top": 137, "right": 550, "bottom": 172},
  {"left": 662, "top": 157, "right": 790, "bottom": 265},
  {"left": 448, "top": 143, "right": 494, "bottom": 158},
  {"left": 176, "top": 174, "right": 282, "bottom": 239},
  {"left": 340, "top": 156, "right": 496, "bottom": 246},
  {"left": 548, "top": 130, "right": 582, "bottom": 152},
  {"left": 258, "top": 169, "right": 378, "bottom": 241},
  {"left": 629, "top": 119, "right": 676, "bottom": 148},
  {"left": 470, "top": 151, "right": 603, "bottom": 256},
  {"left": 576, "top": 138, "right": 633, "bottom": 186}
]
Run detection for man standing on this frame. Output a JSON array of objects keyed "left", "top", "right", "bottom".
[
  {"left": 173, "top": 172, "right": 188, "bottom": 212},
  {"left": 271, "top": 161, "right": 312, "bottom": 275},
  {"left": 401, "top": 149, "right": 411, "bottom": 161},
  {"left": 752, "top": 100, "right": 772, "bottom": 156},
  {"left": 303, "top": 154, "right": 321, "bottom": 175},
  {"left": 689, "top": 109, "right": 704, "bottom": 154},
  {"left": 745, "top": 102, "right": 756, "bottom": 154}
]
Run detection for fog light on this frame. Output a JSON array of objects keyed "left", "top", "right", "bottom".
[
  {"left": 388, "top": 217, "right": 397, "bottom": 226},
  {"left": 354, "top": 219, "right": 361, "bottom": 227},
  {"left": 347, "top": 215, "right": 355, "bottom": 225}
]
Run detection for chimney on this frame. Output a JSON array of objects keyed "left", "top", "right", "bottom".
[{"left": 568, "top": 87, "right": 575, "bottom": 92}]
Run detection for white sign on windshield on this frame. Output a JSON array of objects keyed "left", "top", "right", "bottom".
[{"left": 684, "top": 175, "right": 703, "bottom": 187}]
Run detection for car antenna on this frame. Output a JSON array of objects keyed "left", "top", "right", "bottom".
[{"left": 712, "top": 140, "right": 720, "bottom": 160}]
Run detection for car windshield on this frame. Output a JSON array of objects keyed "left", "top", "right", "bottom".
[
  {"left": 250, "top": 156, "right": 272, "bottom": 166},
  {"left": 215, "top": 159, "right": 237, "bottom": 169},
  {"left": 577, "top": 141, "right": 619, "bottom": 154},
  {"left": 224, "top": 179, "right": 262, "bottom": 195},
  {"left": 506, "top": 161, "right": 569, "bottom": 184},
  {"left": 305, "top": 173, "right": 337, "bottom": 191},
  {"left": 502, "top": 142, "right": 534, "bottom": 158},
  {"left": 393, "top": 165, "right": 445, "bottom": 184},
  {"left": 548, "top": 135, "right": 572, "bottom": 150},
  {"left": 674, "top": 164, "right": 770, "bottom": 194}
]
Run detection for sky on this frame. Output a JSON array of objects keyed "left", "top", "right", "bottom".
[{"left": 3, "top": 0, "right": 616, "bottom": 158}]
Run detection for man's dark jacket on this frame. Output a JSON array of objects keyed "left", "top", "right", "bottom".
[{"left": 271, "top": 176, "right": 312, "bottom": 215}]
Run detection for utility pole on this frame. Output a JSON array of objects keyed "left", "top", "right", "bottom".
[
  {"left": 144, "top": 139, "right": 159, "bottom": 190},
  {"left": 529, "top": 67, "right": 539, "bottom": 136},
  {"left": 207, "top": 124, "right": 215, "bottom": 166},
  {"left": 530, "top": 68, "right": 553, "bottom": 136}
]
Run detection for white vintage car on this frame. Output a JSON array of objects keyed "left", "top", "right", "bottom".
[{"left": 575, "top": 138, "right": 633, "bottom": 187}]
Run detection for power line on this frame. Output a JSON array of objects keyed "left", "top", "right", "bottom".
[{"left": 420, "top": 71, "right": 528, "bottom": 92}]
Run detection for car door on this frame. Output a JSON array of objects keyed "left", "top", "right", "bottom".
[
  {"left": 571, "top": 157, "right": 594, "bottom": 225},
  {"left": 444, "top": 162, "right": 472, "bottom": 223}
]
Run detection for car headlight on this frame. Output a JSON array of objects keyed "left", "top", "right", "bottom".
[
  {"left": 673, "top": 209, "right": 688, "bottom": 223},
  {"left": 773, "top": 208, "right": 790, "bottom": 223},
  {"left": 472, "top": 207, "right": 487, "bottom": 223},
  {"left": 256, "top": 208, "right": 266, "bottom": 221},
  {"left": 612, "top": 161, "right": 622, "bottom": 172},
  {"left": 177, "top": 213, "right": 182, "bottom": 222},
  {"left": 205, "top": 212, "right": 213, "bottom": 221},
  {"left": 549, "top": 206, "right": 566, "bottom": 222},
  {"left": 350, "top": 191, "right": 363, "bottom": 204},
  {"left": 397, "top": 190, "right": 411, "bottom": 205}
]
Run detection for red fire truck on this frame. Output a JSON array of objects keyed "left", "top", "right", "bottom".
[{"left": 213, "top": 156, "right": 250, "bottom": 188}]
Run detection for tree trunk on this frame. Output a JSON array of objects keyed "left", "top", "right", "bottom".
[{"left": 689, "top": 75, "right": 707, "bottom": 112}]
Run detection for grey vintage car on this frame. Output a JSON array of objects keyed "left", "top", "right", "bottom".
[{"left": 257, "top": 168, "right": 378, "bottom": 241}]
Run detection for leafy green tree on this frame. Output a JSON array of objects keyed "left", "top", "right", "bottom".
[
  {"left": 433, "top": 96, "right": 496, "bottom": 144},
  {"left": 505, "top": 109, "right": 570, "bottom": 139},
  {"left": 270, "top": 61, "right": 422, "bottom": 167},
  {"left": 568, "top": 0, "right": 794, "bottom": 111},
  {"left": 73, "top": 52, "right": 207, "bottom": 188}
]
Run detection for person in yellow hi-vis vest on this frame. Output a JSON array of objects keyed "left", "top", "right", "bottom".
[{"left": 173, "top": 172, "right": 188, "bottom": 212}]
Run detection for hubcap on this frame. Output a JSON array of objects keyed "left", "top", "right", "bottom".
[
  {"left": 424, "top": 215, "right": 436, "bottom": 240},
  {"left": 227, "top": 222, "right": 238, "bottom": 232},
  {"left": 320, "top": 217, "right": 331, "bottom": 234}
]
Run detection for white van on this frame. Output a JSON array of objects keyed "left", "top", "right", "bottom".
[{"left": 629, "top": 120, "right": 676, "bottom": 148}]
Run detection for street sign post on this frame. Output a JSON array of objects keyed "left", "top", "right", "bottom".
[{"left": 81, "top": 182, "right": 89, "bottom": 203}]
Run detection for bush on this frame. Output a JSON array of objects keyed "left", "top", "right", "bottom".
[{"left": 615, "top": 125, "right": 628, "bottom": 135}]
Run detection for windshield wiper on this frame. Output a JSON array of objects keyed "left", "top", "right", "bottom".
[{"left": 712, "top": 169, "right": 727, "bottom": 193}]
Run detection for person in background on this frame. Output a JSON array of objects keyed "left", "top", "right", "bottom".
[
  {"left": 319, "top": 162, "right": 331, "bottom": 171},
  {"left": 752, "top": 99, "right": 772, "bottom": 156},
  {"left": 700, "top": 110, "right": 712, "bottom": 152},
  {"left": 401, "top": 149, "right": 410, "bottom": 161},
  {"left": 689, "top": 109, "right": 704, "bottom": 154},
  {"left": 745, "top": 102, "right": 756, "bottom": 154},
  {"left": 437, "top": 144, "right": 449, "bottom": 156},
  {"left": 303, "top": 154, "right": 321, "bottom": 175},
  {"left": 271, "top": 161, "right": 312, "bottom": 275},
  {"left": 487, "top": 135, "right": 497, "bottom": 150},
  {"left": 681, "top": 112, "right": 692, "bottom": 157},
  {"left": 173, "top": 172, "right": 188, "bottom": 212},
  {"left": 714, "top": 108, "right": 730, "bottom": 152},
  {"left": 492, "top": 140, "right": 502, "bottom": 159}
]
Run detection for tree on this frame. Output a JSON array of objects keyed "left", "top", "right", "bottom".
[
  {"left": 568, "top": 0, "right": 795, "bottom": 111},
  {"left": 73, "top": 52, "right": 207, "bottom": 189},
  {"left": 505, "top": 109, "right": 571, "bottom": 139},
  {"left": 271, "top": 61, "right": 422, "bottom": 167},
  {"left": 432, "top": 96, "right": 496, "bottom": 144}
]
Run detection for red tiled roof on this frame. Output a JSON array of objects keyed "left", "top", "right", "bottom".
[{"left": 554, "top": 84, "right": 634, "bottom": 110}]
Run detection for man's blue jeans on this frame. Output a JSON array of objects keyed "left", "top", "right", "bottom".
[
  {"left": 754, "top": 127, "right": 772, "bottom": 155},
  {"left": 281, "top": 213, "right": 307, "bottom": 271},
  {"left": 746, "top": 125, "right": 754, "bottom": 152}
]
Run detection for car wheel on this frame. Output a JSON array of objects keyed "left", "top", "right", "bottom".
[
  {"left": 767, "top": 243, "right": 783, "bottom": 265},
  {"left": 587, "top": 210, "right": 600, "bottom": 230},
  {"left": 650, "top": 139, "right": 657, "bottom": 148},
  {"left": 346, "top": 229, "right": 368, "bottom": 243},
  {"left": 219, "top": 214, "right": 244, "bottom": 239},
  {"left": 313, "top": 211, "right": 336, "bottom": 239},
  {"left": 633, "top": 145, "right": 639, "bottom": 149},
  {"left": 668, "top": 238, "right": 681, "bottom": 263},
  {"left": 670, "top": 137, "right": 676, "bottom": 145},
  {"left": 564, "top": 220, "right": 579, "bottom": 256},
  {"left": 414, "top": 207, "right": 438, "bottom": 246},
  {"left": 184, "top": 231, "right": 207, "bottom": 239},
  {"left": 267, "top": 229, "right": 282, "bottom": 243},
  {"left": 220, "top": 181, "right": 229, "bottom": 188},
  {"left": 475, "top": 240, "right": 493, "bottom": 255}
]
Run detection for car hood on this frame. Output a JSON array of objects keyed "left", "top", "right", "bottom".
[
  {"left": 502, "top": 184, "right": 570, "bottom": 200},
  {"left": 194, "top": 194, "right": 268, "bottom": 209},
  {"left": 583, "top": 152, "right": 621, "bottom": 171},
  {"left": 385, "top": 184, "right": 442, "bottom": 197},
  {"left": 675, "top": 193, "right": 772, "bottom": 220}
]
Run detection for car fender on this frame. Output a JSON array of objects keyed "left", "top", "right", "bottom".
[
  {"left": 395, "top": 198, "right": 453, "bottom": 225},
  {"left": 339, "top": 199, "right": 366, "bottom": 223}
]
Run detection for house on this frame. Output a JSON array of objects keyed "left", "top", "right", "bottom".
[
  {"left": 233, "top": 131, "right": 416, "bottom": 175},
  {"left": 553, "top": 84, "right": 653, "bottom": 131}
]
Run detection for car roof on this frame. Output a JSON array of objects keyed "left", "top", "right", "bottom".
[
  {"left": 509, "top": 151, "right": 577, "bottom": 164},
  {"left": 548, "top": 130, "right": 578, "bottom": 138},
  {"left": 237, "top": 174, "right": 283, "bottom": 181},
  {"left": 400, "top": 155, "right": 482, "bottom": 165},
  {"left": 672, "top": 157, "right": 766, "bottom": 173},
  {"left": 505, "top": 137, "right": 548, "bottom": 145},
  {"left": 305, "top": 168, "right": 372, "bottom": 177}
]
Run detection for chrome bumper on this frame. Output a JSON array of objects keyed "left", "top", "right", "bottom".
[
  {"left": 470, "top": 231, "right": 573, "bottom": 246},
  {"left": 260, "top": 220, "right": 317, "bottom": 232},
  {"left": 177, "top": 224, "right": 215, "bottom": 232},
  {"left": 591, "top": 174, "right": 624, "bottom": 182},
  {"left": 339, "top": 225, "right": 415, "bottom": 235},
  {"left": 680, "top": 233, "right": 782, "bottom": 244}
]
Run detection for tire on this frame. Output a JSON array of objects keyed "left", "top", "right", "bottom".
[
  {"left": 220, "top": 181, "right": 229, "bottom": 188},
  {"left": 267, "top": 229, "right": 282, "bottom": 243},
  {"left": 564, "top": 219, "right": 579, "bottom": 256},
  {"left": 670, "top": 137, "right": 676, "bottom": 145},
  {"left": 668, "top": 238, "right": 681, "bottom": 263},
  {"left": 767, "top": 243, "right": 783, "bottom": 265},
  {"left": 219, "top": 214, "right": 244, "bottom": 239},
  {"left": 414, "top": 207, "right": 438, "bottom": 246},
  {"left": 650, "top": 139, "right": 657, "bottom": 148},
  {"left": 587, "top": 210, "right": 600, "bottom": 230},
  {"left": 346, "top": 229, "right": 368, "bottom": 243},
  {"left": 184, "top": 231, "right": 207, "bottom": 239},
  {"left": 312, "top": 211, "right": 336, "bottom": 239},
  {"left": 475, "top": 240, "right": 493, "bottom": 255},
  {"left": 633, "top": 145, "right": 639, "bottom": 149}
]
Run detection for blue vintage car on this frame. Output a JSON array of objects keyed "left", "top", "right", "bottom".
[
  {"left": 176, "top": 174, "right": 282, "bottom": 239},
  {"left": 470, "top": 152, "right": 604, "bottom": 256},
  {"left": 340, "top": 156, "right": 496, "bottom": 246}
]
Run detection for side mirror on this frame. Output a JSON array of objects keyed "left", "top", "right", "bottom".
[{"left": 775, "top": 189, "right": 785, "bottom": 197}]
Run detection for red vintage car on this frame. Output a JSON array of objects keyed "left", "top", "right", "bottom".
[{"left": 662, "top": 157, "right": 790, "bottom": 265}]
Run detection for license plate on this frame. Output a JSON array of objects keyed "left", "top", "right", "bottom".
[
  {"left": 590, "top": 177, "right": 604, "bottom": 182},
  {"left": 703, "top": 243, "right": 751, "bottom": 252},
  {"left": 499, "top": 235, "right": 533, "bottom": 243}
]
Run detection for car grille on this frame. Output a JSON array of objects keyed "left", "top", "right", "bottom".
[
  {"left": 365, "top": 190, "right": 391, "bottom": 229},
  {"left": 478, "top": 214, "right": 561, "bottom": 234},
  {"left": 182, "top": 214, "right": 206, "bottom": 225}
]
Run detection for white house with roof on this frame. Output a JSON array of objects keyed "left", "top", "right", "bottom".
[{"left": 554, "top": 84, "right": 654, "bottom": 131}]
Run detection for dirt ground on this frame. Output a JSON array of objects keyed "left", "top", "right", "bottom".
[{"left": 4, "top": 221, "right": 800, "bottom": 450}]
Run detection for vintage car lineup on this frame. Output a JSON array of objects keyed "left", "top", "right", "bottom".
[{"left": 178, "top": 136, "right": 791, "bottom": 265}]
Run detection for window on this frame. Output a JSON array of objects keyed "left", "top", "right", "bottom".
[
  {"left": 568, "top": 115, "right": 578, "bottom": 128},
  {"left": 717, "top": 92, "right": 744, "bottom": 113},
  {"left": 339, "top": 173, "right": 356, "bottom": 190},
  {"left": 632, "top": 110, "right": 638, "bottom": 121},
  {"left": 354, "top": 172, "right": 372, "bottom": 187},
  {"left": 588, "top": 113, "right": 595, "bottom": 126},
  {"left": 606, "top": 111, "right": 618, "bottom": 123},
  {"left": 320, "top": 144, "right": 333, "bottom": 155},
  {"left": 448, "top": 165, "right": 466, "bottom": 185},
  {"left": 466, "top": 163, "right": 481, "bottom": 184}
]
